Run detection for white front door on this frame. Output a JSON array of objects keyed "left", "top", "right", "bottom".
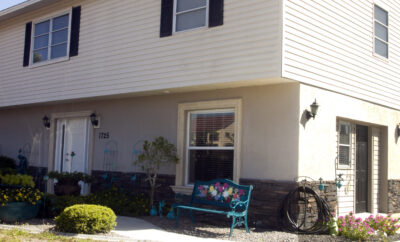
[{"left": 54, "top": 117, "right": 90, "bottom": 194}]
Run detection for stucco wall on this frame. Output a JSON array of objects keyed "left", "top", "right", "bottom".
[
  {"left": 0, "top": 83, "right": 300, "bottom": 180},
  {"left": 298, "top": 84, "right": 400, "bottom": 181}
]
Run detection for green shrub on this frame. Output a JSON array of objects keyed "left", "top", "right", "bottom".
[
  {"left": 55, "top": 204, "right": 116, "bottom": 234},
  {"left": 0, "top": 174, "right": 35, "bottom": 187},
  {"left": 45, "top": 188, "right": 150, "bottom": 217}
]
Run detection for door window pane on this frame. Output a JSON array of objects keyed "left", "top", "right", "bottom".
[{"left": 338, "top": 122, "right": 351, "bottom": 166}]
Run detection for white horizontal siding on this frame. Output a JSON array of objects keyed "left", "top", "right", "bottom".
[
  {"left": 283, "top": 0, "right": 400, "bottom": 110},
  {"left": 0, "top": 0, "right": 281, "bottom": 107}
]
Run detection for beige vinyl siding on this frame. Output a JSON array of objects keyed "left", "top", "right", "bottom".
[
  {"left": 0, "top": 0, "right": 281, "bottom": 107},
  {"left": 283, "top": 0, "right": 400, "bottom": 110}
]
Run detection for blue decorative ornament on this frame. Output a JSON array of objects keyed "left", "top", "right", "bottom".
[
  {"left": 166, "top": 209, "right": 175, "bottom": 220},
  {"left": 150, "top": 206, "right": 157, "bottom": 216},
  {"left": 130, "top": 175, "right": 136, "bottom": 182},
  {"left": 17, "top": 150, "right": 28, "bottom": 174},
  {"left": 102, "top": 173, "right": 108, "bottom": 180}
]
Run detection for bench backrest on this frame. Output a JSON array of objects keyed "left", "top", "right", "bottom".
[{"left": 191, "top": 179, "right": 253, "bottom": 210}]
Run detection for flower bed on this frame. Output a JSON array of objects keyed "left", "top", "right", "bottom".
[{"left": 335, "top": 212, "right": 400, "bottom": 240}]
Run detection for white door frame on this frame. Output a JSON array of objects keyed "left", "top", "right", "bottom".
[{"left": 47, "top": 111, "right": 95, "bottom": 193}]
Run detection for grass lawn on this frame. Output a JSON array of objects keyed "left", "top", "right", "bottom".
[{"left": 0, "top": 229, "right": 95, "bottom": 242}]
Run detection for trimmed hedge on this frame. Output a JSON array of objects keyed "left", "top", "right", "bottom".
[
  {"left": 41, "top": 188, "right": 149, "bottom": 218},
  {"left": 55, "top": 204, "right": 116, "bottom": 234}
]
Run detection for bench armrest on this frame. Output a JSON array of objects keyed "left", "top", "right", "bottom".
[{"left": 229, "top": 199, "right": 249, "bottom": 211}]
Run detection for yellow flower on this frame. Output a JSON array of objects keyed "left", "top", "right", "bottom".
[
  {"left": 209, "top": 186, "right": 214, "bottom": 192},
  {"left": 228, "top": 187, "right": 233, "bottom": 195},
  {"left": 3, "top": 195, "right": 7, "bottom": 199}
]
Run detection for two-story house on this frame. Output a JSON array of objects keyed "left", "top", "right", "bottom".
[{"left": 1, "top": 0, "right": 400, "bottom": 228}]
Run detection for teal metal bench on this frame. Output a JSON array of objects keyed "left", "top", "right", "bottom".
[{"left": 175, "top": 179, "right": 253, "bottom": 237}]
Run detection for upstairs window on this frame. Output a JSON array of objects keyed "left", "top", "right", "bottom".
[
  {"left": 338, "top": 122, "right": 351, "bottom": 166},
  {"left": 23, "top": 6, "right": 81, "bottom": 67},
  {"left": 160, "top": 0, "right": 223, "bottom": 37},
  {"left": 174, "top": 0, "right": 208, "bottom": 32},
  {"left": 32, "top": 14, "right": 70, "bottom": 64},
  {"left": 374, "top": 5, "right": 388, "bottom": 58}
]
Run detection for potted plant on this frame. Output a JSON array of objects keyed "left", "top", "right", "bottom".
[
  {"left": 134, "top": 136, "right": 179, "bottom": 209},
  {"left": 0, "top": 174, "right": 43, "bottom": 222},
  {"left": 48, "top": 171, "right": 94, "bottom": 196}
]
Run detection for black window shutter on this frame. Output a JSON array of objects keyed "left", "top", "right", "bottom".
[
  {"left": 160, "top": 0, "right": 173, "bottom": 37},
  {"left": 69, "top": 6, "right": 81, "bottom": 57},
  {"left": 23, "top": 22, "right": 32, "bottom": 67},
  {"left": 209, "top": 0, "right": 224, "bottom": 27}
]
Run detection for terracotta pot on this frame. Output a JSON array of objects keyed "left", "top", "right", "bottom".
[{"left": 54, "top": 183, "right": 81, "bottom": 196}]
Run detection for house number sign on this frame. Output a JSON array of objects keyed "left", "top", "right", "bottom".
[{"left": 99, "top": 132, "right": 110, "bottom": 139}]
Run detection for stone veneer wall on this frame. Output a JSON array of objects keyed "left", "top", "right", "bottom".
[
  {"left": 240, "top": 179, "right": 337, "bottom": 229},
  {"left": 89, "top": 171, "right": 338, "bottom": 229},
  {"left": 388, "top": 179, "right": 400, "bottom": 213}
]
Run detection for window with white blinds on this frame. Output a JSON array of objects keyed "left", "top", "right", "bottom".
[
  {"left": 338, "top": 122, "right": 351, "bottom": 166},
  {"left": 187, "top": 109, "right": 234, "bottom": 183}
]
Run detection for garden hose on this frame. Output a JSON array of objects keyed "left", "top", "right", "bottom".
[{"left": 282, "top": 185, "right": 333, "bottom": 234}]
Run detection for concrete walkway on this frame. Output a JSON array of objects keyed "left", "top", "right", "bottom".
[
  {"left": 0, "top": 216, "right": 224, "bottom": 242},
  {"left": 113, "top": 216, "right": 224, "bottom": 242}
]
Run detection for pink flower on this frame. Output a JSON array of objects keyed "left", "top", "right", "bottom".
[{"left": 223, "top": 183, "right": 228, "bottom": 189}]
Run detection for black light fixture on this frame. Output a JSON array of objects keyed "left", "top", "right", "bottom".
[
  {"left": 397, "top": 124, "right": 400, "bottom": 136},
  {"left": 306, "top": 99, "right": 319, "bottom": 120},
  {"left": 42, "top": 116, "right": 50, "bottom": 129},
  {"left": 90, "top": 113, "right": 99, "bottom": 126}
]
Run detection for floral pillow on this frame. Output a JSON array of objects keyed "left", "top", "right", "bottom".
[{"left": 195, "top": 182, "right": 246, "bottom": 203}]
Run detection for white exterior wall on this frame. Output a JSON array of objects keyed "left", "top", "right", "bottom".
[
  {"left": 0, "top": 84, "right": 300, "bottom": 180},
  {"left": 299, "top": 83, "right": 400, "bottom": 214},
  {"left": 283, "top": 0, "right": 400, "bottom": 110},
  {"left": 0, "top": 0, "right": 282, "bottom": 108}
]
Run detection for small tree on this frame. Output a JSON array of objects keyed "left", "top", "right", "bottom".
[{"left": 134, "top": 136, "right": 179, "bottom": 207}]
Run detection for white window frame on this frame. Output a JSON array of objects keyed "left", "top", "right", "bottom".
[
  {"left": 338, "top": 121, "right": 352, "bottom": 169},
  {"left": 30, "top": 9, "right": 72, "bottom": 67},
  {"left": 173, "top": 0, "right": 209, "bottom": 33},
  {"left": 186, "top": 109, "right": 235, "bottom": 185},
  {"left": 173, "top": 99, "right": 242, "bottom": 193},
  {"left": 373, "top": 4, "right": 389, "bottom": 59}
]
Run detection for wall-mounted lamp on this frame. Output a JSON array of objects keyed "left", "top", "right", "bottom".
[
  {"left": 306, "top": 99, "right": 319, "bottom": 120},
  {"left": 335, "top": 173, "right": 344, "bottom": 189},
  {"left": 42, "top": 116, "right": 50, "bottom": 129},
  {"left": 90, "top": 113, "right": 99, "bottom": 127}
]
